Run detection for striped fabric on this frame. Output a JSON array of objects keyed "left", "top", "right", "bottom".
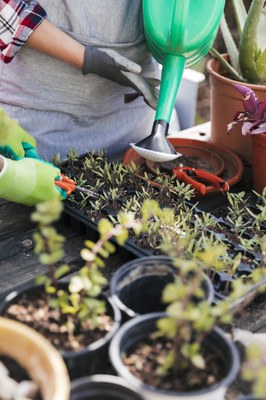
[{"left": 0, "top": 0, "right": 46, "bottom": 63}]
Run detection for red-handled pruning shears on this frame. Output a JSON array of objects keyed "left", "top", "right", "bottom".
[
  {"left": 55, "top": 174, "right": 99, "bottom": 198},
  {"left": 172, "top": 166, "right": 229, "bottom": 196}
]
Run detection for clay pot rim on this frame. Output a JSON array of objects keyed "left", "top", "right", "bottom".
[
  {"left": 0, "top": 316, "right": 70, "bottom": 400},
  {"left": 207, "top": 55, "right": 266, "bottom": 92},
  {"left": 124, "top": 138, "right": 244, "bottom": 196}
]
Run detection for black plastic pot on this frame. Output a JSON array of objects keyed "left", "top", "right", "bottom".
[
  {"left": 70, "top": 374, "right": 145, "bottom": 400},
  {"left": 110, "top": 256, "right": 214, "bottom": 320},
  {"left": 109, "top": 312, "right": 240, "bottom": 400},
  {"left": 0, "top": 282, "right": 121, "bottom": 380}
]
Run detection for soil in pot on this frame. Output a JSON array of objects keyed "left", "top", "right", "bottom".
[
  {"left": 2, "top": 288, "right": 113, "bottom": 352},
  {"left": 123, "top": 334, "right": 225, "bottom": 392},
  {"left": 0, "top": 355, "right": 42, "bottom": 400},
  {"left": 110, "top": 313, "right": 239, "bottom": 400},
  {"left": 0, "top": 284, "right": 121, "bottom": 379}
]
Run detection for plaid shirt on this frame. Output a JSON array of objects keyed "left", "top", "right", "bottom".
[{"left": 0, "top": 0, "right": 46, "bottom": 63}]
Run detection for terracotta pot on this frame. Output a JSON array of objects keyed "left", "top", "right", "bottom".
[
  {"left": 252, "top": 134, "right": 266, "bottom": 194},
  {"left": 0, "top": 316, "right": 70, "bottom": 400},
  {"left": 207, "top": 56, "right": 266, "bottom": 164},
  {"left": 124, "top": 137, "right": 244, "bottom": 196}
]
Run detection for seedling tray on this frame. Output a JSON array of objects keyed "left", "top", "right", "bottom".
[
  {"left": 63, "top": 203, "right": 150, "bottom": 259},
  {"left": 60, "top": 153, "right": 264, "bottom": 303}
]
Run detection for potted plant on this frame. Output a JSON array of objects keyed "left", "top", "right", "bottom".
[
  {"left": 109, "top": 234, "right": 266, "bottom": 400},
  {"left": 110, "top": 255, "right": 214, "bottom": 320},
  {"left": 227, "top": 83, "right": 266, "bottom": 193},
  {"left": 0, "top": 199, "right": 155, "bottom": 380},
  {"left": 235, "top": 337, "right": 266, "bottom": 400},
  {"left": 0, "top": 316, "right": 70, "bottom": 400},
  {"left": 109, "top": 258, "right": 251, "bottom": 399},
  {"left": 207, "top": 0, "right": 266, "bottom": 162}
]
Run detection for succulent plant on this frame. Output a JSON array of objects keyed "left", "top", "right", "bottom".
[{"left": 210, "top": 0, "right": 266, "bottom": 84}]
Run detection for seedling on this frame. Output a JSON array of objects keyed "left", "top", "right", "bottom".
[
  {"left": 155, "top": 248, "right": 265, "bottom": 379},
  {"left": 31, "top": 199, "right": 159, "bottom": 340}
]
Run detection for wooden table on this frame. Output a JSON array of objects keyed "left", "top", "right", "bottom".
[
  {"left": 0, "top": 196, "right": 135, "bottom": 303},
  {"left": 0, "top": 199, "right": 87, "bottom": 301}
]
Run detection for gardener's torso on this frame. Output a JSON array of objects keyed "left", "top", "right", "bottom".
[{"left": 0, "top": 0, "right": 159, "bottom": 159}]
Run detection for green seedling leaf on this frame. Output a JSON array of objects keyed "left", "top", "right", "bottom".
[
  {"left": 220, "top": 13, "right": 240, "bottom": 71},
  {"left": 157, "top": 317, "right": 177, "bottom": 338},
  {"left": 80, "top": 248, "right": 95, "bottom": 262},
  {"left": 35, "top": 275, "right": 48, "bottom": 285},
  {"left": 103, "top": 241, "right": 116, "bottom": 254},
  {"left": 98, "top": 218, "right": 113, "bottom": 235},
  {"left": 54, "top": 264, "right": 70, "bottom": 280}
]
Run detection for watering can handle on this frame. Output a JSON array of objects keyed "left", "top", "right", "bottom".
[{"left": 169, "top": 0, "right": 190, "bottom": 50}]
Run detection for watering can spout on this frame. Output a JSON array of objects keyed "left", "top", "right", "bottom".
[
  {"left": 132, "top": 54, "right": 185, "bottom": 162},
  {"left": 131, "top": 120, "right": 182, "bottom": 162}
]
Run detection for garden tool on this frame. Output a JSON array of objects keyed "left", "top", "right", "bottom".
[
  {"left": 172, "top": 166, "right": 229, "bottom": 196},
  {"left": 131, "top": 0, "right": 225, "bottom": 162},
  {"left": 55, "top": 174, "right": 99, "bottom": 198}
]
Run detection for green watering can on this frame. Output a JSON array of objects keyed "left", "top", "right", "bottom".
[{"left": 131, "top": 0, "right": 225, "bottom": 162}]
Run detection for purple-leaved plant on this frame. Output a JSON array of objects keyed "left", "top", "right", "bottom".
[{"left": 227, "top": 84, "right": 266, "bottom": 136}]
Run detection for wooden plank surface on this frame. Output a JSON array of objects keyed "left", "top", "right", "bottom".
[
  {"left": 0, "top": 200, "right": 130, "bottom": 301},
  {"left": 0, "top": 200, "right": 87, "bottom": 300}
]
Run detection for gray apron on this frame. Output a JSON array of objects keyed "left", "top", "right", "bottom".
[{"left": 0, "top": 0, "right": 174, "bottom": 160}]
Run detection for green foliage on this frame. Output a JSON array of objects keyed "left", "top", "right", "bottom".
[
  {"left": 226, "top": 191, "right": 250, "bottom": 236},
  {"left": 31, "top": 198, "right": 157, "bottom": 335},
  {"left": 156, "top": 239, "right": 266, "bottom": 376},
  {"left": 241, "top": 343, "right": 266, "bottom": 398},
  {"left": 31, "top": 184, "right": 266, "bottom": 380},
  {"left": 67, "top": 148, "right": 79, "bottom": 165},
  {"left": 31, "top": 199, "right": 63, "bottom": 225},
  {"left": 32, "top": 200, "right": 68, "bottom": 291},
  {"left": 211, "top": 0, "right": 266, "bottom": 84},
  {"left": 50, "top": 153, "right": 61, "bottom": 167}
]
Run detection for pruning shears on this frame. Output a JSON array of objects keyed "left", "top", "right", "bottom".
[
  {"left": 55, "top": 174, "right": 99, "bottom": 198},
  {"left": 172, "top": 166, "right": 229, "bottom": 196}
]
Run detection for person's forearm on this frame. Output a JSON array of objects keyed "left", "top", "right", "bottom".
[{"left": 26, "top": 19, "right": 85, "bottom": 70}]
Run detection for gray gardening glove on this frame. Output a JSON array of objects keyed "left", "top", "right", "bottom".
[{"left": 82, "top": 46, "right": 160, "bottom": 110}]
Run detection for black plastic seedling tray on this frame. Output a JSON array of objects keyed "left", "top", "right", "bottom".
[
  {"left": 60, "top": 154, "right": 263, "bottom": 302},
  {"left": 62, "top": 203, "right": 150, "bottom": 259}
]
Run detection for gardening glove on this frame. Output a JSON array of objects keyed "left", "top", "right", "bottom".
[
  {"left": 0, "top": 108, "right": 39, "bottom": 160},
  {"left": 0, "top": 156, "right": 66, "bottom": 206},
  {"left": 82, "top": 46, "right": 160, "bottom": 110}
]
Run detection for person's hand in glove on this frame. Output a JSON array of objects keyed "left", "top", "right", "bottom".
[
  {"left": 82, "top": 46, "right": 160, "bottom": 110},
  {"left": 0, "top": 156, "right": 66, "bottom": 206},
  {"left": 0, "top": 108, "right": 39, "bottom": 160}
]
